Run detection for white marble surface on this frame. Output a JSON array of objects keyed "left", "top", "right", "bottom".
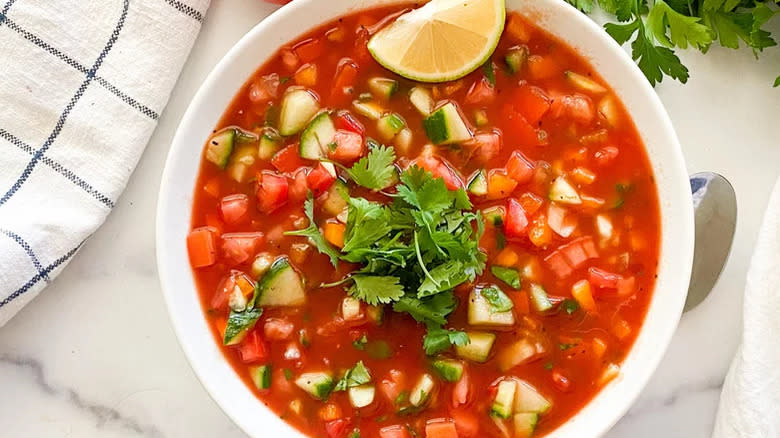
[{"left": 1, "top": 2, "right": 779, "bottom": 437}]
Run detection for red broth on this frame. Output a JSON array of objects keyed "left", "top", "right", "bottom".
[{"left": 188, "top": 5, "right": 660, "bottom": 438}]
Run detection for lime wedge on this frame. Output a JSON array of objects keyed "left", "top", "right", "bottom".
[{"left": 367, "top": 0, "right": 506, "bottom": 83}]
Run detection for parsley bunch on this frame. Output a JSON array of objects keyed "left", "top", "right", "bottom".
[{"left": 566, "top": 0, "right": 779, "bottom": 86}]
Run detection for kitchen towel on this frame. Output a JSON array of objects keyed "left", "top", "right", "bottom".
[
  {"left": 0, "top": 0, "right": 210, "bottom": 326},
  {"left": 712, "top": 179, "right": 780, "bottom": 437}
]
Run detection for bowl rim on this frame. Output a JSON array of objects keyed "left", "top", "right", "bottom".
[{"left": 156, "top": 1, "right": 694, "bottom": 437}]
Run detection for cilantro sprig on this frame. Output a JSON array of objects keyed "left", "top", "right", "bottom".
[{"left": 570, "top": 0, "right": 779, "bottom": 86}]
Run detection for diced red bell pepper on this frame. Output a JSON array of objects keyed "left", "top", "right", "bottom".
[
  {"left": 237, "top": 330, "right": 268, "bottom": 363},
  {"left": 414, "top": 155, "right": 464, "bottom": 190},
  {"left": 187, "top": 227, "right": 218, "bottom": 268},
  {"left": 293, "top": 37, "right": 325, "bottom": 63},
  {"left": 506, "top": 151, "right": 535, "bottom": 184},
  {"left": 307, "top": 163, "right": 336, "bottom": 196},
  {"left": 588, "top": 267, "right": 622, "bottom": 289},
  {"left": 325, "top": 418, "right": 352, "bottom": 438},
  {"left": 219, "top": 194, "right": 250, "bottom": 225},
  {"left": 464, "top": 77, "right": 496, "bottom": 106},
  {"left": 256, "top": 172, "right": 289, "bottom": 213},
  {"left": 271, "top": 144, "right": 306, "bottom": 173},
  {"left": 512, "top": 84, "right": 550, "bottom": 124},
  {"left": 331, "top": 58, "right": 360, "bottom": 103},
  {"left": 501, "top": 104, "right": 540, "bottom": 146},
  {"left": 518, "top": 192, "right": 544, "bottom": 215},
  {"left": 379, "top": 425, "right": 412, "bottom": 438},
  {"left": 504, "top": 198, "right": 529, "bottom": 239},
  {"left": 328, "top": 130, "right": 365, "bottom": 163},
  {"left": 334, "top": 111, "right": 365, "bottom": 135},
  {"left": 221, "top": 232, "right": 264, "bottom": 265}
]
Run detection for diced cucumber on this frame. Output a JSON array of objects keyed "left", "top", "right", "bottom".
[
  {"left": 474, "top": 109, "right": 489, "bottom": 127},
  {"left": 349, "top": 384, "right": 376, "bottom": 408},
  {"left": 341, "top": 296, "right": 363, "bottom": 321},
  {"left": 369, "top": 77, "right": 399, "bottom": 100},
  {"left": 295, "top": 372, "right": 334, "bottom": 400},
  {"left": 395, "top": 128, "right": 413, "bottom": 154},
  {"left": 409, "top": 374, "right": 435, "bottom": 407},
  {"left": 514, "top": 380, "right": 551, "bottom": 414},
  {"left": 598, "top": 95, "right": 620, "bottom": 127},
  {"left": 455, "top": 331, "right": 496, "bottom": 363},
  {"left": 258, "top": 128, "right": 283, "bottom": 160},
  {"left": 226, "top": 143, "right": 257, "bottom": 183},
  {"left": 409, "top": 87, "right": 434, "bottom": 116},
  {"left": 431, "top": 359, "right": 464, "bottom": 382},
  {"left": 513, "top": 413, "right": 539, "bottom": 438},
  {"left": 353, "top": 100, "right": 385, "bottom": 120},
  {"left": 423, "top": 102, "right": 473, "bottom": 145},
  {"left": 596, "top": 214, "right": 613, "bottom": 239},
  {"left": 505, "top": 46, "right": 529, "bottom": 74},
  {"left": 249, "top": 365, "right": 272, "bottom": 390},
  {"left": 467, "top": 170, "right": 488, "bottom": 196},
  {"left": 529, "top": 284, "right": 553, "bottom": 312},
  {"left": 322, "top": 179, "right": 349, "bottom": 217},
  {"left": 205, "top": 128, "right": 235, "bottom": 169},
  {"left": 491, "top": 380, "right": 517, "bottom": 419},
  {"left": 299, "top": 112, "right": 336, "bottom": 160},
  {"left": 251, "top": 253, "right": 274, "bottom": 278},
  {"left": 255, "top": 257, "right": 306, "bottom": 307},
  {"left": 497, "top": 338, "right": 538, "bottom": 371},
  {"left": 549, "top": 177, "right": 582, "bottom": 205},
  {"left": 468, "top": 288, "right": 515, "bottom": 326},
  {"left": 377, "top": 113, "right": 406, "bottom": 141},
  {"left": 223, "top": 307, "right": 262, "bottom": 345},
  {"left": 367, "top": 305, "right": 384, "bottom": 325},
  {"left": 279, "top": 88, "right": 320, "bottom": 136},
  {"left": 564, "top": 71, "right": 607, "bottom": 94},
  {"left": 482, "top": 206, "right": 505, "bottom": 227}
]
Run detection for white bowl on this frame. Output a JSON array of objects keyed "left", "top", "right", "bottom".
[{"left": 156, "top": 1, "right": 695, "bottom": 437}]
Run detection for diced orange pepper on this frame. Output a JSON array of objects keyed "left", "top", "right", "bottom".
[
  {"left": 318, "top": 403, "right": 343, "bottom": 421},
  {"left": 425, "top": 420, "right": 459, "bottom": 438},
  {"left": 294, "top": 63, "right": 318, "bottom": 87},
  {"left": 326, "top": 26, "right": 345, "bottom": 42},
  {"left": 571, "top": 279, "right": 597, "bottom": 312},
  {"left": 592, "top": 337, "right": 608, "bottom": 359},
  {"left": 611, "top": 318, "right": 632, "bottom": 340},
  {"left": 293, "top": 37, "right": 325, "bottom": 63},
  {"left": 528, "top": 216, "right": 552, "bottom": 248},
  {"left": 495, "top": 247, "right": 519, "bottom": 267},
  {"left": 506, "top": 12, "right": 532, "bottom": 43},
  {"left": 518, "top": 192, "right": 544, "bottom": 215},
  {"left": 571, "top": 167, "right": 597, "bottom": 185},
  {"left": 527, "top": 55, "right": 561, "bottom": 80},
  {"left": 486, "top": 171, "right": 518, "bottom": 200},
  {"left": 187, "top": 227, "right": 218, "bottom": 268},
  {"left": 323, "top": 222, "right": 346, "bottom": 248},
  {"left": 581, "top": 194, "right": 606, "bottom": 209},
  {"left": 203, "top": 177, "right": 220, "bottom": 198}
]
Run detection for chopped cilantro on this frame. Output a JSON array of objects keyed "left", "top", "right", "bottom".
[
  {"left": 559, "top": 343, "right": 576, "bottom": 351},
  {"left": 352, "top": 334, "right": 368, "bottom": 350},
  {"left": 561, "top": 299, "right": 580, "bottom": 315},
  {"left": 422, "top": 325, "right": 469, "bottom": 355},
  {"left": 346, "top": 145, "right": 397, "bottom": 190},
  {"left": 543, "top": 362, "right": 554, "bottom": 371},
  {"left": 480, "top": 286, "right": 514, "bottom": 313},
  {"left": 284, "top": 194, "right": 341, "bottom": 267},
  {"left": 490, "top": 265, "right": 521, "bottom": 289},
  {"left": 283, "top": 368, "right": 293, "bottom": 381},
  {"left": 333, "top": 361, "right": 372, "bottom": 391}
]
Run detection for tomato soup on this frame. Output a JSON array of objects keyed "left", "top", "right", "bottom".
[{"left": 186, "top": 5, "right": 660, "bottom": 438}]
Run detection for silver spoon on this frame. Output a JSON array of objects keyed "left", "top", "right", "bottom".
[{"left": 684, "top": 172, "right": 737, "bottom": 312}]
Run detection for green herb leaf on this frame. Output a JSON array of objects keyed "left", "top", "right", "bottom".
[
  {"left": 283, "top": 368, "right": 293, "bottom": 380},
  {"left": 480, "top": 286, "right": 514, "bottom": 313},
  {"left": 490, "top": 266, "right": 521, "bottom": 289},
  {"left": 565, "top": 0, "right": 594, "bottom": 13},
  {"left": 393, "top": 292, "right": 458, "bottom": 326},
  {"left": 561, "top": 299, "right": 580, "bottom": 315},
  {"left": 347, "top": 145, "right": 397, "bottom": 190},
  {"left": 646, "top": 0, "right": 713, "bottom": 50},
  {"left": 353, "top": 334, "right": 368, "bottom": 350},
  {"left": 482, "top": 60, "right": 496, "bottom": 87},
  {"left": 334, "top": 361, "right": 372, "bottom": 391},
  {"left": 422, "top": 325, "right": 469, "bottom": 355},
  {"left": 349, "top": 275, "right": 405, "bottom": 306},
  {"left": 284, "top": 194, "right": 341, "bottom": 267},
  {"left": 222, "top": 307, "right": 262, "bottom": 345}
]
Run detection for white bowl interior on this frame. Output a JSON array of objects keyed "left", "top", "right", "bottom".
[{"left": 156, "top": 1, "right": 694, "bottom": 437}]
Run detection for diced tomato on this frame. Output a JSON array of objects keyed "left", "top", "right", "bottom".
[
  {"left": 204, "top": 212, "right": 224, "bottom": 236},
  {"left": 256, "top": 172, "right": 289, "bottom": 213},
  {"left": 464, "top": 77, "right": 496, "bottom": 105},
  {"left": 550, "top": 94, "right": 595, "bottom": 125},
  {"left": 353, "top": 26, "right": 371, "bottom": 63},
  {"left": 486, "top": 171, "right": 518, "bottom": 200},
  {"left": 328, "top": 130, "right": 365, "bottom": 163},
  {"left": 450, "top": 409, "right": 479, "bottom": 438},
  {"left": 513, "top": 290, "right": 531, "bottom": 314},
  {"left": 451, "top": 367, "right": 471, "bottom": 407},
  {"left": 414, "top": 155, "right": 464, "bottom": 190},
  {"left": 504, "top": 198, "right": 529, "bottom": 239},
  {"left": 588, "top": 267, "right": 622, "bottom": 289},
  {"left": 425, "top": 419, "right": 459, "bottom": 438},
  {"left": 222, "top": 232, "right": 263, "bottom": 265},
  {"left": 325, "top": 418, "right": 352, "bottom": 438},
  {"left": 331, "top": 57, "right": 359, "bottom": 102},
  {"left": 271, "top": 144, "right": 306, "bottom": 173},
  {"left": 288, "top": 169, "right": 309, "bottom": 202},
  {"left": 210, "top": 272, "right": 240, "bottom": 310},
  {"left": 551, "top": 368, "right": 572, "bottom": 392},
  {"left": 558, "top": 236, "right": 598, "bottom": 269},
  {"left": 544, "top": 250, "right": 573, "bottom": 278},
  {"left": 187, "top": 227, "right": 218, "bottom": 268},
  {"left": 469, "top": 131, "right": 501, "bottom": 165},
  {"left": 379, "top": 425, "right": 412, "bottom": 438},
  {"left": 219, "top": 194, "right": 250, "bottom": 225},
  {"left": 518, "top": 192, "right": 544, "bottom": 215},
  {"left": 237, "top": 330, "right": 267, "bottom": 363},
  {"left": 293, "top": 37, "right": 325, "bottom": 63},
  {"left": 248, "top": 73, "right": 280, "bottom": 103},
  {"left": 513, "top": 85, "right": 550, "bottom": 125},
  {"left": 203, "top": 176, "right": 220, "bottom": 198},
  {"left": 306, "top": 163, "right": 336, "bottom": 196},
  {"left": 527, "top": 55, "right": 561, "bottom": 80},
  {"left": 617, "top": 275, "right": 636, "bottom": 297},
  {"left": 280, "top": 47, "right": 299, "bottom": 71},
  {"left": 501, "top": 104, "right": 540, "bottom": 146},
  {"left": 506, "top": 151, "right": 535, "bottom": 184},
  {"left": 334, "top": 111, "right": 365, "bottom": 135},
  {"left": 594, "top": 146, "right": 619, "bottom": 167},
  {"left": 264, "top": 318, "right": 295, "bottom": 341},
  {"left": 379, "top": 369, "right": 405, "bottom": 402}
]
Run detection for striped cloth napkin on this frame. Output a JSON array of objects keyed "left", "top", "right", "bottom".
[{"left": 0, "top": 0, "right": 210, "bottom": 326}]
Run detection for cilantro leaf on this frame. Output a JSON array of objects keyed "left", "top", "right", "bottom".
[
  {"left": 480, "top": 286, "right": 514, "bottom": 313},
  {"left": 393, "top": 292, "right": 457, "bottom": 326},
  {"left": 775, "top": 75, "right": 780, "bottom": 88},
  {"left": 342, "top": 198, "right": 391, "bottom": 253},
  {"left": 333, "top": 361, "right": 372, "bottom": 391},
  {"left": 565, "top": 0, "right": 594, "bottom": 14},
  {"left": 418, "top": 260, "right": 469, "bottom": 297},
  {"left": 422, "top": 325, "right": 469, "bottom": 355},
  {"left": 490, "top": 266, "right": 521, "bottom": 289},
  {"left": 350, "top": 275, "right": 405, "bottom": 306},
  {"left": 284, "top": 194, "right": 340, "bottom": 267},
  {"left": 397, "top": 166, "right": 453, "bottom": 213},
  {"left": 347, "top": 145, "right": 397, "bottom": 190},
  {"left": 647, "top": 0, "right": 713, "bottom": 50},
  {"left": 561, "top": 299, "right": 580, "bottom": 315}
]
